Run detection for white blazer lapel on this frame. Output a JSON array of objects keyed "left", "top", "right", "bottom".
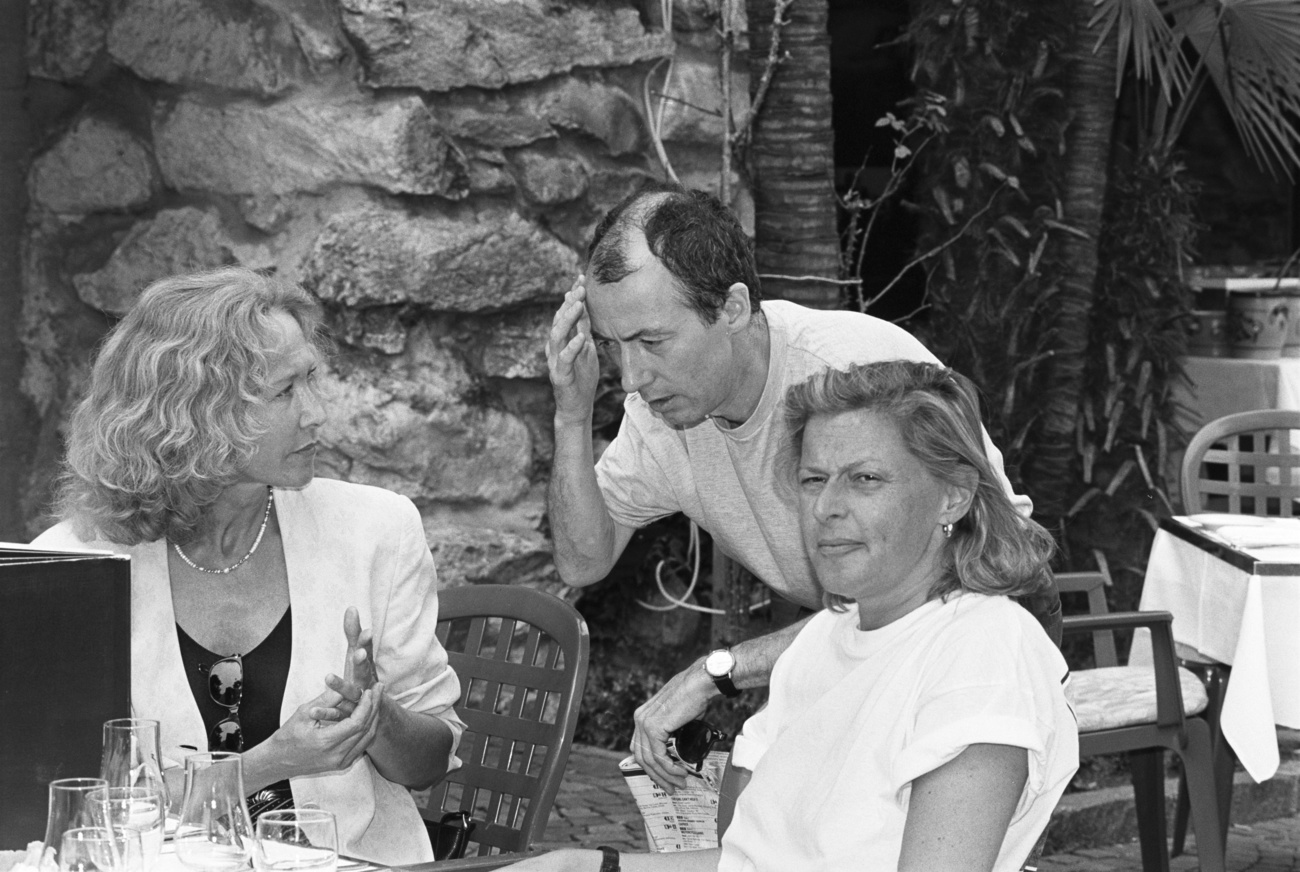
[{"left": 129, "top": 539, "right": 207, "bottom": 764}]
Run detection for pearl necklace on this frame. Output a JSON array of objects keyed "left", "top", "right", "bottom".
[{"left": 172, "top": 487, "right": 274, "bottom": 575}]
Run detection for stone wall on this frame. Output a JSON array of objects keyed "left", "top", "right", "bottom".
[{"left": 20, "top": 0, "right": 750, "bottom": 592}]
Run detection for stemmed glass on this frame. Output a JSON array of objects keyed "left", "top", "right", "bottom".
[
  {"left": 174, "top": 753, "right": 254, "bottom": 872},
  {"left": 87, "top": 787, "right": 166, "bottom": 872},
  {"left": 57, "top": 827, "right": 143, "bottom": 872},
  {"left": 100, "top": 720, "right": 170, "bottom": 813},
  {"left": 43, "top": 778, "right": 110, "bottom": 866},
  {"left": 254, "top": 810, "right": 338, "bottom": 872}
]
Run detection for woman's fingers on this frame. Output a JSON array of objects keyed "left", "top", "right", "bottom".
[{"left": 343, "top": 606, "right": 363, "bottom": 648}]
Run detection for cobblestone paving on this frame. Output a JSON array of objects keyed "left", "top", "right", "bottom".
[
  {"left": 1039, "top": 819, "right": 1300, "bottom": 872},
  {"left": 539, "top": 745, "right": 647, "bottom": 853},
  {"left": 544, "top": 745, "right": 1300, "bottom": 868}
]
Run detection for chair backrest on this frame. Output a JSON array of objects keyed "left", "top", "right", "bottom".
[
  {"left": 419, "top": 584, "right": 590, "bottom": 857},
  {"left": 1055, "top": 570, "right": 1118, "bottom": 667},
  {"left": 1181, "top": 409, "right": 1300, "bottom": 516}
]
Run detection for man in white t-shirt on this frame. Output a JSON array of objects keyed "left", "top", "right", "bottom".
[{"left": 545, "top": 181, "right": 1056, "bottom": 788}]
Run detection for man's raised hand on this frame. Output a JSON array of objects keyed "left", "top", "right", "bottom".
[{"left": 547, "top": 276, "right": 600, "bottom": 424}]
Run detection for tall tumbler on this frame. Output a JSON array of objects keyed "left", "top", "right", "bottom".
[{"left": 42, "top": 778, "right": 110, "bottom": 867}]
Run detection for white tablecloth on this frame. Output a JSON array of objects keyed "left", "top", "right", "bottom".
[
  {"left": 1177, "top": 356, "right": 1300, "bottom": 430},
  {"left": 1134, "top": 527, "right": 1300, "bottom": 782}
]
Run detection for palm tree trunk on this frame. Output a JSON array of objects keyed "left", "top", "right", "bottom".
[
  {"left": 744, "top": 0, "right": 841, "bottom": 309},
  {"left": 711, "top": 0, "right": 839, "bottom": 647},
  {"left": 1021, "top": 0, "right": 1119, "bottom": 521}
]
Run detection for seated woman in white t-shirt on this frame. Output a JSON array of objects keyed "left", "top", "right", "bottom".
[{"left": 508, "top": 360, "right": 1078, "bottom": 872}]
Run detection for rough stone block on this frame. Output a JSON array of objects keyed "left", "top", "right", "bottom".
[
  {"left": 528, "top": 79, "right": 647, "bottom": 156},
  {"left": 153, "top": 93, "right": 469, "bottom": 198},
  {"left": 21, "top": 222, "right": 96, "bottom": 418},
  {"left": 28, "top": 117, "right": 156, "bottom": 215},
  {"left": 438, "top": 101, "right": 556, "bottom": 150},
  {"left": 464, "top": 306, "right": 552, "bottom": 380},
  {"left": 424, "top": 524, "right": 565, "bottom": 595},
  {"left": 654, "top": 48, "right": 750, "bottom": 144},
  {"left": 107, "top": 0, "right": 345, "bottom": 95},
  {"left": 434, "top": 77, "right": 647, "bottom": 157},
  {"left": 340, "top": 0, "right": 673, "bottom": 92},
  {"left": 314, "top": 345, "right": 532, "bottom": 507},
  {"left": 27, "top": 0, "right": 108, "bottom": 81},
  {"left": 333, "top": 307, "right": 410, "bottom": 355},
  {"left": 71, "top": 207, "right": 236, "bottom": 315},
  {"left": 509, "top": 150, "right": 589, "bottom": 205},
  {"left": 303, "top": 202, "right": 578, "bottom": 313},
  {"left": 465, "top": 155, "right": 517, "bottom": 195}
]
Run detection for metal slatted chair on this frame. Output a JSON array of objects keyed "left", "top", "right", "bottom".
[
  {"left": 416, "top": 584, "right": 590, "bottom": 858},
  {"left": 1058, "top": 570, "right": 1225, "bottom": 872},
  {"left": 1181, "top": 409, "right": 1300, "bottom": 516}
]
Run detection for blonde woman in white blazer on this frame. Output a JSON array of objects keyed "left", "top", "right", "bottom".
[{"left": 35, "top": 268, "right": 464, "bottom": 865}]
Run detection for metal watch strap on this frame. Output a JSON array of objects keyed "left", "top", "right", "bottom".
[{"left": 596, "top": 845, "right": 620, "bottom": 872}]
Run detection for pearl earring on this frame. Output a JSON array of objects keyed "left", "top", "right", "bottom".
[{"left": 942, "top": 523, "right": 953, "bottom": 538}]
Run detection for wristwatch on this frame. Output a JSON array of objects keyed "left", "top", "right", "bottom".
[
  {"left": 596, "top": 845, "right": 620, "bottom": 872},
  {"left": 704, "top": 647, "right": 741, "bottom": 698}
]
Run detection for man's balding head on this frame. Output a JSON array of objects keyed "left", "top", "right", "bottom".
[{"left": 586, "top": 181, "right": 762, "bottom": 324}]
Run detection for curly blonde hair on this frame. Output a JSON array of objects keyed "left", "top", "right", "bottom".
[
  {"left": 779, "top": 360, "right": 1056, "bottom": 610},
  {"left": 55, "top": 267, "right": 327, "bottom": 545}
]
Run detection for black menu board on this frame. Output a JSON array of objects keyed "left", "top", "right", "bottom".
[{"left": 0, "top": 546, "right": 130, "bottom": 847}]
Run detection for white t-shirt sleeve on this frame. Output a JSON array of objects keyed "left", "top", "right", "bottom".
[
  {"left": 889, "top": 607, "right": 1069, "bottom": 810},
  {"left": 593, "top": 403, "right": 686, "bottom": 529}
]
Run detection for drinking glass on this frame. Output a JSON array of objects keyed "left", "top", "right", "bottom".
[
  {"left": 254, "top": 810, "right": 338, "bottom": 872},
  {"left": 100, "top": 720, "right": 170, "bottom": 813},
  {"left": 87, "top": 787, "right": 166, "bottom": 872},
  {"left": 58, "top": 827, "right": 143, "bottom": 872},
  {"left": 174, "top": 753, "right": 254, "bottom": 872},
  {"left": 43, "top": 778, "right": 110, "bottom": 865}
]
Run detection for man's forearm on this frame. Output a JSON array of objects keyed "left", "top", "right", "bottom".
[
  {"left": 548, "top": 415, "right": 621, "bottom": 585},
  {"left": 728, "top": 614, "right": 813, "bottom": 689}
]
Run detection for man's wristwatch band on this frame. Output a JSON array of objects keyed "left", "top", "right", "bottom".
[
  {"left": 597, "top": 845, "right": 620, "bottom": 871},
  {"left": 704, "top": 647, "right": 742, "bottom": 699},
  {"left": 711, "top": 671, "right": 740, "bottom": 697}
]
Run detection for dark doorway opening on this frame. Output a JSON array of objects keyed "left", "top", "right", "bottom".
[{"left": 828, "top": 0, "right": 926, "bottom": 324}]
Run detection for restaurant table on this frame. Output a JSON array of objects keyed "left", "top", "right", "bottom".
[{"left": 1133, "top": 515, "right": 1300, "bottom": 783}]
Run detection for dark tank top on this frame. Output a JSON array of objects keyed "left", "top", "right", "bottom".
[{"left": 176, "top": 607, "right": 293, "bottom": 810}]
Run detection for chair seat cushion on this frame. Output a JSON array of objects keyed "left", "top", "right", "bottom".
[{"left": 1065, "top": 665, "right": 1210, "bottom": 732}]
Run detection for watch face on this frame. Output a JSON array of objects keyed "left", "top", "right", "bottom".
[{"left": 705, "top": 649, "right": 734, "bottom": 677}]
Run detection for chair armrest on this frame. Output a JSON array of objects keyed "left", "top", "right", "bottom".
[{"left": 1062, "top": 610, "right": 1186, "bottom": 729}]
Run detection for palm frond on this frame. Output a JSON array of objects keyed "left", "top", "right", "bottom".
[
  {"left": 1180, "top": 0, "right": 1300, "bottom": 177},
  {"left": 1093, "top": 0, "right": 1192, "bottom": 98}
]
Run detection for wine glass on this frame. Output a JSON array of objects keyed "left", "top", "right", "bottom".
[
  {"left": 100, "top": 720, "right": 170, "bottom": 813},
  {"left": 58, "top": 827, "right": 143, "bottom": 872},
  {"left": 43, "top": 778, "right": 110, "bottom": 866},
  {"left": 87, "top": 787, "right": 166, "bottom": 872},
  {"left": 253, "top": 810, "right": 338, "bottom": 872},
  {"left": 174, "top": 753, "right": 254, "bottom": 872}
]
